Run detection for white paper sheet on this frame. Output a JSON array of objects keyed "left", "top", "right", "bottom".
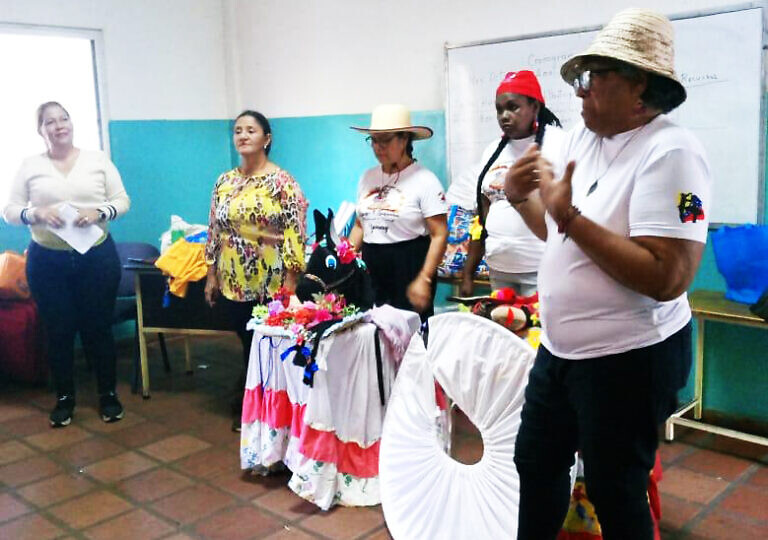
[{"left": 48, "top": 203, "right": 104, "bottom": 254}]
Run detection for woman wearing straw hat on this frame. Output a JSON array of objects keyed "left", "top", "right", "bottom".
[
  {"left": 349, "top": 104, "right": 448, "bottom": 320},
  {"left": 459, "top": 70, "right": 561, "bottom": 298},
  {"left": 506, "top": 9, "right": 711, "bottom": 539}
]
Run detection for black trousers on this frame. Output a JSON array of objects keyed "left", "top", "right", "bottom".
[
  {"left": 514, "top": 322, "right": 692, "bottom": 540},
  {"left": 26, "top": 236, "right": 121, "bottom": 397},
  {"left": 213, "top": 295, "right": 255, "bottom": 416},
  {"left": 362, "top": 235, "right": 435, "bottom": 321}
]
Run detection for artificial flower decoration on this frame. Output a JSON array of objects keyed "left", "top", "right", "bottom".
[
  {"left": 251, "top": 291, "right": 361, "bottom": 388},
  {"left": 267, "top": 299, "right": 285, "bottom": 316},
  {"left": 251, "top": 291, "right": 360, "bottom": 346},
  {"left": 335, "top": 238, "right": 359, "bottom": 265}
]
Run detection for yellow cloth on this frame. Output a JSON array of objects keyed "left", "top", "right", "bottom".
[
  {"left": 155, "top": 240, "right": 207, "bottom": 297},
  {"left": 469, "top": 215, "right": 484, "bottom": 241}
]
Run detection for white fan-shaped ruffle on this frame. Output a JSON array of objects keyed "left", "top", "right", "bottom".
[{"left": 380, "top": 312, "right": 536, "bottom": 539}]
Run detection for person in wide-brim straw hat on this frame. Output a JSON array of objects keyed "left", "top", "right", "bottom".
[
  {"left": 507, "top": 8, "right": 712, "bottom": 539},
  {"left": 347, "top": 104, "right": 447, "bottom": 321},
  {"left": 560, "top": 7, "right": 687, "bottom": 112},
  {"left": 351, "top": 103, "right": 433, "bottom": 140}
]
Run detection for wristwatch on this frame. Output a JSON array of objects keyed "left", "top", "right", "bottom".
[{"left": 98, "top": 209, "right": 107, "bottom": 222}]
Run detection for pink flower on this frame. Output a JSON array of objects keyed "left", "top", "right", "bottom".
[
  {"left": 336, "top": 239, "right": 358, "bottom": 264},
  {"left": 268, "top": 300, "right": 285, "bottom": 316},
  {"left": 289, "top": 323, "right": 304, "bottom": 335},
  {"left": 312, "top": 308, "right": 333, "bottom": 325}
]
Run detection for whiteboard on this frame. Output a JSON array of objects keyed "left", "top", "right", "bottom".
[{"left": 445, "top": 7, "right": 765, "bottom": 224}]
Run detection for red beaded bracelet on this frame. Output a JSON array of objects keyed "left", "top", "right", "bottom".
[{"left": 556, "top": 205, "right": 581, "bottom": 234}]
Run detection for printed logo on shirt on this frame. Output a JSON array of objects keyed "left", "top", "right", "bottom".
[
  {"left": 483, "top": 164, "right": 511, "bottom": 203},
  {"left": 359, "top": 185, "right": 406, "bottom": 235},
  {"left": 677, "top": 192, "right": 705, "bottom": 223}
]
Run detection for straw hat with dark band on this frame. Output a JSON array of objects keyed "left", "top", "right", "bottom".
[
  {"left": 560, "top": 8, "right": 686, "bottom": 109},
  {"left": 351, "top": 104, "right": 433, "bottom": 140}
]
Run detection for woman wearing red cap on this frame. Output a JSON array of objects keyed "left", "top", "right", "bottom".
[{"left": 459, "top": 71, "right": 561, "bottom": 297}]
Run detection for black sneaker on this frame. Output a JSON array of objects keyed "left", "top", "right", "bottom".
[
  {"left": 99, "top": 392, "right": 124, "bottom": 423},
  {"left": 50, "top": 395, "right": 75, "bottom": 427}
]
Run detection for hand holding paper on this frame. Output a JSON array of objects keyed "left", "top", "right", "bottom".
[{"left": 47, "top": 203, "right": 104, "bottom": 254}]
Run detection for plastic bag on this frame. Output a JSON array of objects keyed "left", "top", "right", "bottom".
[
  {"left": 437, "top": 204, "right": 489, "bottom": 278},
  {"left": 711, "top": 224, "right": 768, "bottom": 304},
  {"left": 159, "top": 215, "right": 208, "bottom": 254}
]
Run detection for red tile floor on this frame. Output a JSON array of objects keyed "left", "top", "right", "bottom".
[{"left": 0, "top": 334, "right": 766, "bottom": 539}]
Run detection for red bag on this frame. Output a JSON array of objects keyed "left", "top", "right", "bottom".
[{"left": 0, "top": 299, "right": 47, "bottom": 384}]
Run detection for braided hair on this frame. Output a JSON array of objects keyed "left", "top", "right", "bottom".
[{"left": 474, "top": 101, "right": 561, "bottom": 239}]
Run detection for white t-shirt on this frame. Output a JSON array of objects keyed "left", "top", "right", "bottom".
[
  {"left": 539, "top": 115, "right": 711, "bottom": 359},
  {"left": 357, "top": 162, "right": 447, "bottom": 244},
  {"left": 479, "top": 136, "right": 546, "bottom": 274},
  {"left": 3, "top": 149, "right": 130, "bottom": 249}
]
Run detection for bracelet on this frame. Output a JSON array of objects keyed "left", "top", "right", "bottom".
[
  {"left": 20, "top": 208, "right": 32, "bottom": 225},
  {"left": 556, "top": 205, "right": 581, "bottom": 234}
]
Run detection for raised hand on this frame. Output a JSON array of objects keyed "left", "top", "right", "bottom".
[
  {"left": 539, "top": 159, "right": 576, "bottom": 223},
  {"left": 504, "top": 143, "right": 541, "bottom": 204}
]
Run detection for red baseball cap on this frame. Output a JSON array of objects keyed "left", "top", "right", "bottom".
[{"left": 496, "top": 70, "right": 545, "bottom": 104}]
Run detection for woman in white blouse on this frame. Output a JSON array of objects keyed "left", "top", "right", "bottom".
[
  {"left": 349, "top": 104, "right": 448, "bottom": 320},
  {"left": 3, "top": 101, "right": 130, "bottom": 428}
]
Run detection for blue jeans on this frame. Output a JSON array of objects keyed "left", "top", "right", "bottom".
[
  {"left": 514, "top": 322, "right": 692, "bottom": 540},
  {"left": 26, "top": 236, "right": 121, "bottom": 397}
]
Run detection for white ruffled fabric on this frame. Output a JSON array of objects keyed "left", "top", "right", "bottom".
[
  {"left": 380, "top": 312, "right": 536, "bottom": 540},
  {"left": 241, "top": 309, "right": 422, "bottom": 510}
]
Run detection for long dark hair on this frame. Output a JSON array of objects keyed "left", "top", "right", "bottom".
[
  {"left": 236, "top": 110, "right": 272, "bottom": 155},
  {"left": 474, "top": 101, "right": 561, "bottom": 238}
]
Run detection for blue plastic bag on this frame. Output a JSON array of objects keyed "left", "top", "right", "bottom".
[{"left": 711, "top": 224, "right": 768, "bottom": 304}]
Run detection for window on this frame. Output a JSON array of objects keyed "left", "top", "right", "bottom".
[{"left": 0, "top": 25, "right": 107, "bottom": 198}]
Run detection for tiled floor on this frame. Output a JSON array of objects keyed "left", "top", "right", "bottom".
[{"left": 1, "top": 334, "right": 766, "bottom": 539}]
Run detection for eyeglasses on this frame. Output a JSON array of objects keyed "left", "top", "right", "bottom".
[
  {"left": 572, "top": 69, "right": 612, "bottom": 94},
  {"left": 572, "top": 65, "right": 639, "bottom": 94},
  {"left": 365, "top": 134, "right": 398, "bottom": 147}
]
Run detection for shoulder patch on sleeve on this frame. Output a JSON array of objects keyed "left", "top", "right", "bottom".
[{"left": 677, "top": 192, "right": 705, "bottom": 223}]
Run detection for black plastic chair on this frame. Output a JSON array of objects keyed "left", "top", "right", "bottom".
[{"left": 114, "top": 242, "right": 171, "bottom": 393}]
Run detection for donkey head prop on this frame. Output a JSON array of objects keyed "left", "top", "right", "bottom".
[{"left": 295, "top": 209, "right": 374, "bottom": 311}]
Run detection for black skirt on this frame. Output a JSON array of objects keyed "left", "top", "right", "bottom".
[{"left": 362, "top": 235, "right": 435, "bottom": 321}]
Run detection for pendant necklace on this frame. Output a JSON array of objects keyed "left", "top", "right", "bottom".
[
  {"left": 376, "top": 162, "right": 408, "bottom": 200},
  {"left": 586, "top": 123, "right": 648, "bottom": 197}
]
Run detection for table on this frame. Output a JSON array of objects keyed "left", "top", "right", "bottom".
[
  {"left": 436, "top": 275, "right": 490, "bottom": 297},
  {"left": 665, "top": 290, "right": 768, "bottom": 447},
  {"left": 125, "top": 263, "right": 235, "bottom": 398}
]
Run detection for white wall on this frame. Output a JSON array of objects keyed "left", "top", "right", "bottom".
[
  {"left": 225, "top": 0, "right": 761, "bottom": 117},
  {"left": 0, "top": 0, "right": 230, "bottom": 120}
]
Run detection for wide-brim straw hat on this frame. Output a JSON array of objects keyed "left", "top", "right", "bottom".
[
  {"left": 351, "top": 104, "right": 433, "bottom": 140},
  {"left": 560, "top": 8, "right": 686, "bottom": 109}
]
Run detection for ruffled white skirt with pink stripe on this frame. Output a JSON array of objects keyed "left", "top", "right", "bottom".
[{"left": 240, "top": 310, "right": 422, "bottom": 510}]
